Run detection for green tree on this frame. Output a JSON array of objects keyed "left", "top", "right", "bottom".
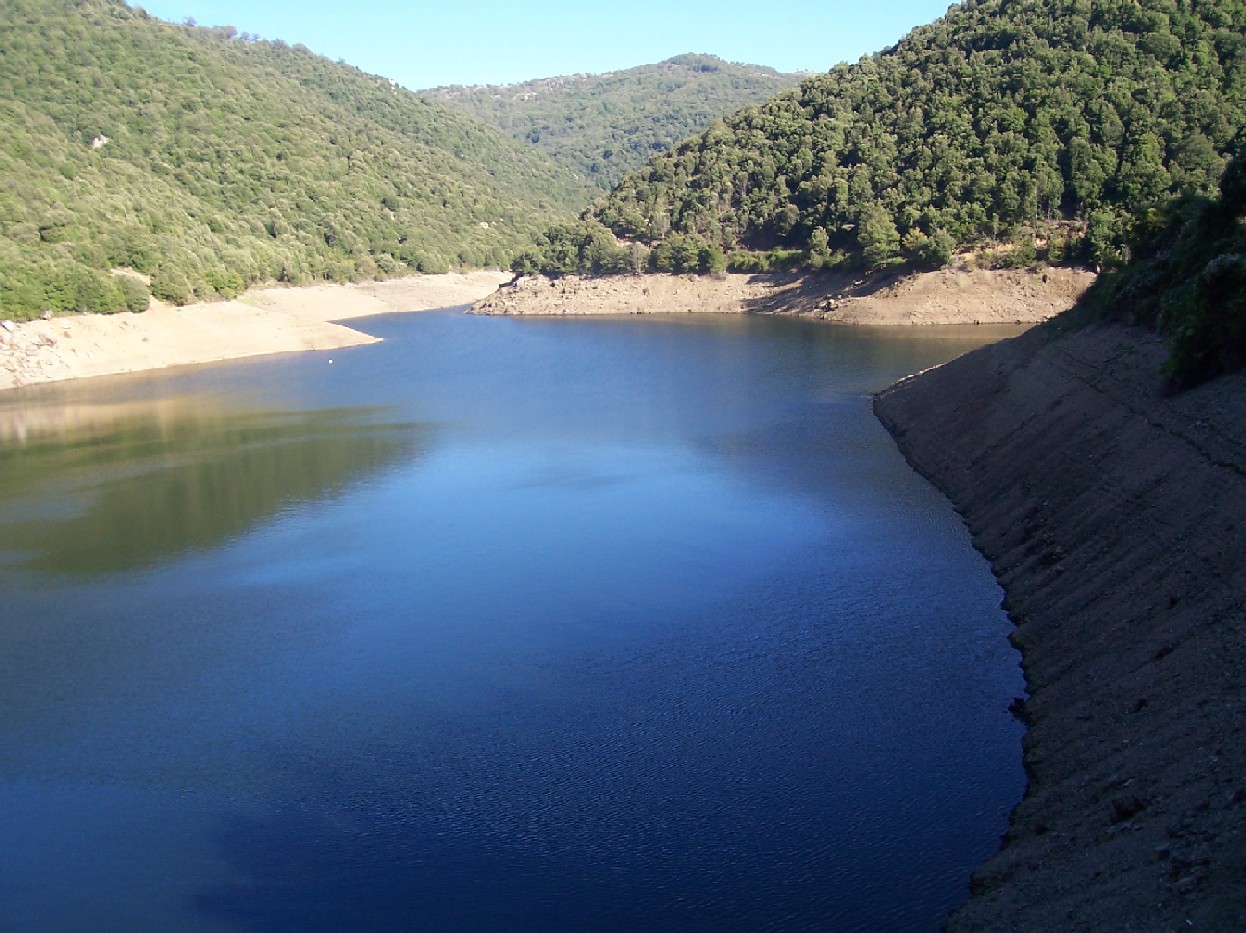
[
  {"left": 511, "top": 248, "right": 543, "bottom": 276},
  {"left": 1116, "top": 131, "right": 1170, "bottom": 206},
  {"left": 699, "top": 242, "right": 727, "bottom": 274},
  {"left": 426, "top": 55, "right": 801, "bottom": 190},
  {"left": 808, "top": 226, "right": 831, "bottom": 268},
  {"left": 858, "top": 206, "right": 901, "bottom": 269},
  {"left": 1080, "top": 152, "right": 1246, "bottom": 387},
  {"left": 1085, "top": 210, "right": 1124, "bottom": 268},
  {"left": 117, "top": 276, "right": 151, "bottom": 312}
]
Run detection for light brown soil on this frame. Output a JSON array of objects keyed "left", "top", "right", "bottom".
[
  {"left": 0, "top": 271, "right": 509, "bottom": 392},
  {"left": 874, "top": 323, "right": 1246, "bottom": 931},
  {"left": 471, "top": 266, "right": 1095, "bottom": 325},
  {"left": 2, "top": 266, "right": 1094, "bottom": 392}
]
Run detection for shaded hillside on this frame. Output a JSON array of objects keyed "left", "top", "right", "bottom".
[
  {"left": 874, "top": 318, "right": 1246, "bottom": 933},
  {"left": 1072, "top": 152, "right": 1246, "bottom": 386},
  {"left": 423, "top": 54, "right": 800, "bottom": 190},
  {"left": 583, "top": 0, "right": 1245, "bottom": 273},
  {"left": 0, "top": 0, "right": 594, "bottom": 320}
]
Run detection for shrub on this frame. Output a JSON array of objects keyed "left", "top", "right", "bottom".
[
  {"left": 117, "top": 275, "right": 151, "bottom": 312},
  {"left": 150, "top": 268, "right": 191, "bottom": 305}
]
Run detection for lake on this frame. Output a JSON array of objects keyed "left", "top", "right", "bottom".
[{"left": 0, "top": 309, "right": 1025, "bottom": 931}]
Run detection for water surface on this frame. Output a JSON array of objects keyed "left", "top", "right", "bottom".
[{"left": 0, "top": 311, "right": 1025, "bottom": 931}]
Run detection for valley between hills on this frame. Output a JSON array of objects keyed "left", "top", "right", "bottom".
[{"left": 2, "top": 0, "right": 1245, "bottom": 928}]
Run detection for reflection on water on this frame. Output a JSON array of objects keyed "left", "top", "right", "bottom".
[
  {"left": 0, "top": 397, "right": 419, "bottom": 573},
  {"left": 0, "top": 312, "right": 1026, "bottom": 932}
]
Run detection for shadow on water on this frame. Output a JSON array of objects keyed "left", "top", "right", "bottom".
[{"left": 0, "top": 397, "right": 422, "bottom": 574}]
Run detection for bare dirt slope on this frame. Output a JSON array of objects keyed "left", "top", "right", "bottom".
[
  {"left": 874, "top": 323, "right": 1246, "bottom": 931},
  {"left": 471, "top": 267, "right": 1095, "bottom": 324}
]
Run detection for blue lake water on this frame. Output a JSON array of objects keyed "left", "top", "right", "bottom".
[{"left": 0, "top": 310, "right": 1025, "bottom": 931}]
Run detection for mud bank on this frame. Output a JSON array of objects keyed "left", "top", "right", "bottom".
[{"left": 874, "top": 323, "right": 1246, "bottom": 930}]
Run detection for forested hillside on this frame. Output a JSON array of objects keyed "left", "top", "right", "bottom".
[
  {"left": 0, "top": 0, "right": 594, "bottom": 319},
  {"left": 550, "top": 0, "right": 1246, "bottom": 276},
  {"left": 423, "top": 54, "right": 800, "bottom": 189}
]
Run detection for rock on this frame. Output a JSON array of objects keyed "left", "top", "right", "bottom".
[{"left": 1108, "top": 795, "right": 1149, "bottom": 824}]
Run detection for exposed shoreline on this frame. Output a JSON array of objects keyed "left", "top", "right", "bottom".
[
  {"left": 2, "top": 265, "right": 1095, "bottom": 393},
  {"left": 0, "top": 271, "right": 510, "bottom": 392},
  {"left": 471, "top": 266, "right": 1096, "bottom": 325},
  {"left": 875, "top": 323, "right": 1246, "bottom": 930}
]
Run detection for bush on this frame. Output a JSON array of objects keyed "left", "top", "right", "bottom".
[
  {"left": 999, "top": 237, "right": 1038, "bottom": 269},
  {"left": 1046, "top": 231, "right": 1067, "bottom": 264},
  {"left": 0, "top": 274, "right": 46, "bottom": 319},
  {"left": 204, "top": 268, "right": 245, "bottom": 299},
  {"left": 6, "top": 222, "right": 40, "bottom": 245},
  {"left": 699, "top": 242, "right": 727, "bottom": 274},
  {"left": 74, "top": 270, "right": 127, "bottom": 313},
  {"left": 117, "top": 275, "right": 151, "bottom": 312},
  {"left": 727, "top": 250, "right": 771, "bottom": 272},
  {"left": 1085, "top": 210, "right": 1127, "bottom": 268},
  {"left": 918, "top": 229, "right": 955, "bottom": 269},
  {"left": 150, "top": 268, "right": 191, "bottom": 305},
  {"left": 1168, "top": 254, "right": 1246, "bottom": 383},
  {"left": 416, "top": 253, "right": 450, "bottom": 275},
  {"left": 1080, "top": 154, "right": 1246, "bottom": 389}
]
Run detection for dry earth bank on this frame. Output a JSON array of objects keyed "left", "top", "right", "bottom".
[
  {"left": 0, "top": 271, "right": 509, "bottom": 392},
  {"left": 874, "top": 323, "right": 1246, "bottom": 931},
  {"left": 1, "top": 266, "right": 1094, "bottom": 392},
  {"left": 471, "top": 266, "right": 1095, "bottom": 325}
]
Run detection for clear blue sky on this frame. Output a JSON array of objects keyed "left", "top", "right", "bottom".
[{"left": 135, "top": 0, "right": 954, "bottom": 89}]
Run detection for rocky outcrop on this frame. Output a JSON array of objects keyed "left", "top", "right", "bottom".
[{"left": 874, "top": 323, "right": 1246, "bottom": 930}]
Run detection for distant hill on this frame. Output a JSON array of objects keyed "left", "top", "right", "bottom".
[
  {"left": 570, "top": 0, "right": 1246, "bottom": 275},
  {"left": 422, "top": 54, "right": 801, "bottom": 190},
  {"left": 0, "top": 0, "right": 595, "bottom": 320}
]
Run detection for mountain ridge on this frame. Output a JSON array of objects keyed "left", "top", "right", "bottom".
[{"left": 422, "top": 53, "right": 801, "bottom": 189}]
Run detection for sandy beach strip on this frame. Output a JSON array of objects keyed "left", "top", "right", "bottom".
[{"left": 0, "top": 271, "right": 510, "bottom": 392}]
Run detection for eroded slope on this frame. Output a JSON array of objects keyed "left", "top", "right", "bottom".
[{"left": 875, "top": 324, "right": 1246, "bottom": 930}]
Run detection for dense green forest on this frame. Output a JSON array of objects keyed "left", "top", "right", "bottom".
[
  {"left": 0, "top": 0, "right": 595, "bottom": 320},
  {"left": 1073, "top": 151, "right": 1246, "bottom": 386},
  {"left": 524, "top": 0, "right": 1246, "bottom": 277},
  {"left": 423, "top": 55, "right": 800, "bottom": 190}
]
